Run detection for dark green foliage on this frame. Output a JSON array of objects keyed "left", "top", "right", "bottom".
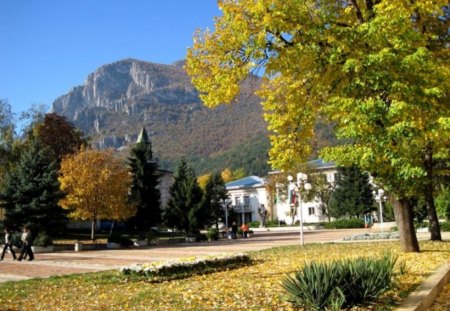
[
  {"left": 1, "top": 139, "right": 66, "bottom": 235},
  {"left": 188, "top": 135, "right": 271, "bottom": 176},
  {"left": 33, "top": 232, "right": 53, "bottom": 246},
  {"left": 107, "top": 233, "right": 133, "bottom": 247},
  {"left": 440, "top": 221, "right": 450, "bottom": 231},
  {"left": 323, "top": 218, "right": 364, "bottom": 229},
  {"left": 164, "top": 160, "right": 204, "bottom": 236},
  {"left": 206, "top": 228, "right": 219, "bottom": 241},
  {"left": 329, "top": 166, "right": 374, "bottom": 218},
  {"left": 435, "top": 185, "right": 450, "bottom": 220},
  {"left": 200, "top": 172, "right": 228, "bottom": 229},
  {"left": 127, "top": 128, "right": 161, "bottom": 231},
  {"left": 282, "top": 254, "right": 397, "bottom": 310}
]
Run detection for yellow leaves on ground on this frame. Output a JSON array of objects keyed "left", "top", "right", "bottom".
[
  {"left": 59, "top": 148, "right": 135, "bottom": 221},
  {"left": 1, "top": 241, "right": 449, "bottom": 310}
]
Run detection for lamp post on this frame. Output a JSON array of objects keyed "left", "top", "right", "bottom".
[
  {"left": 275, "top": 182, "right": 284, "bottom": 227},
  {"left": 288, "top": 173, "right": 311, "bottom": 246},
  {"left": 221, "top": 198, "right": 231, "bottom": 229},
  {"left": 373, "top": 189, "right": 386, "bottom": 233}
]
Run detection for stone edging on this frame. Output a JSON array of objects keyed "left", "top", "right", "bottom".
[{"left": 395, "top": 263, "right": 450, "bottom": 311}]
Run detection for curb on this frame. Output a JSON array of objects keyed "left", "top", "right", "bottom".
[{"left": 395, "top": 263, "right": 450, "bottom": 311}]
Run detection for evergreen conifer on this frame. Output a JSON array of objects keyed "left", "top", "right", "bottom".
[
  {"left": 127, "top": 127, "right": 161, "bottom": 231},
  {"left": 1, "top": 138, "right": 66, "bottom": 235},
  {"left": 329, "top": 167, "right": 374, "bottom": 219}
]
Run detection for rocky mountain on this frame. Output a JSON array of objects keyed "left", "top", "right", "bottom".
[{"left": 51, "top": 58, "right": 270, "bottom": 174}]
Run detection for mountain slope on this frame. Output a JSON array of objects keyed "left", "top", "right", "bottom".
[{"left": 51, "top": 58, "right": 269, "bottom": 174}]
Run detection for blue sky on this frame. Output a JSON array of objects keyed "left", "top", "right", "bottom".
[{"left": 0, "top": 1, "right": 220, "bottom": 120}]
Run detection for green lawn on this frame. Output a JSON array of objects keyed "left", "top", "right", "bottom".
[{"left": 0, "top": 241, "right": 449, "bottom": 310}]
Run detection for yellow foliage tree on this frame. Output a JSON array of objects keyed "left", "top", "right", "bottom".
[
  {"left": 186, "top": 0, "right": 450, "bottom": 252},
  {"left": 197, "top": 173, "right": 212, "bottom": 190},
  {"left": 59, "top": 148, "right": 135, "bottom": 240},
  {"left": 221, "top": 168, "right": 234, "bottom": 183}
]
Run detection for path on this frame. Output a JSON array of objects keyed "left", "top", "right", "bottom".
[{"left": 0, "top": 228, "right": 445, "bottom": 283}]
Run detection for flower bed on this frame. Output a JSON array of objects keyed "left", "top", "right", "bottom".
[
  {"left": 120, "top": 253, "right": 251, "bottom": 282},
  {"left": 343, "top": 232, "right": 400, "bottom": 241}
]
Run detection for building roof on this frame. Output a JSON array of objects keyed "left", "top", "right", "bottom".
[{"left": 226, "top": 176, "right": 267, "bottom": 190}]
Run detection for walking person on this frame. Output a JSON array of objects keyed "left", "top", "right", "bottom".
[
  {"left": 231, "top": 222, "right": 238, "bottom": 239},
  {"left": 0, "top": 228, "right": 17, "bottom": 261},
  {"left": 18, "top": 226, "right": 34, "bottom": 261}
]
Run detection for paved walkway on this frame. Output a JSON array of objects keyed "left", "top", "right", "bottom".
[{"left": 0, "top": 229, "right": 446, "bottom": 283}]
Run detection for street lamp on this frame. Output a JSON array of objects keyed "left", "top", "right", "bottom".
[
  {"left": 221, "top": 198, "right": 232, "bottom": 229},
  {"left": 275, "top": 182, "right": 284, "bottom": 227},
  {"left": 288, "top": 173, "right": 311, "bottom": 246},
  {"left": 373, "top": 189, "right": 387, "bottom": 233}
]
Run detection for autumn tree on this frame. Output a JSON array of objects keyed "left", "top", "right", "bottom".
[
  {"left": 197, "top": 173, "right": 212, "bottom": 190},
  {"left": 165, "top": 160, "right": 204, "bottom": 236},
  {"left": 0, "top": 99, "right": 16, "bottom": 190},
  {"left": 32, "top": 112, "right": 86, "bottom": 163},
  {"left": 186, "top": 0, "right": 449, "bottom": 252},
  {"left": 1, "top": 138, "right": 66, "bottom": 235},
  {"left": 127, "top": 127, "right": 161, "bottom": 232},
  {"left": 59, "top": 149, "right": 135, "bottom": 240}
]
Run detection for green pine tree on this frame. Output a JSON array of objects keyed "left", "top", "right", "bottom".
[
  {"left": 1, "top": 138, "right": 66, "bottom": 235},
  {"left": 127, "top": 127, "right": 161, "bottom": 231},
  {"left": 329, "top": 166, "right": 374, "bottom": 219},
  {"left": 201, "top": 172, "right": 228, "bottom": 229},
  {"left": 165, "top": 160, "right": 203, "bottom": 236}
]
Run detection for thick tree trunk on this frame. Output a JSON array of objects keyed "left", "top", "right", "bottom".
[
  {"left": 424, "top": 145, "right": 442, "bottom": 240},
  {"left": 393, "top": 198, "right": 420, "bottom": 252}
]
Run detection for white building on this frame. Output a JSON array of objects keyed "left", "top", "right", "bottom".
[
  {"left": 272, "top": 160, "right": 337, "bottom": 225},
  {"left": 225, "top": 176, "right": 269, "bottom": 225},
  {"left": 225, "top": 160, "right": 337, "bottom": 226}
]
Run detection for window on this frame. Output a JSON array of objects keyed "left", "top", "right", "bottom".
[
  {"left": 308, "top": 207, "right": 315, "bottom": 216},
  {"left": 235, "top": 196, "right": 241, "bottom": 206},
  {"left": 244, "top": 195, "right": 250, "bottom": 205}
]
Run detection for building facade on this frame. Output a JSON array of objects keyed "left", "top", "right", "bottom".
[
  {"left": 225, "top": 160, "right": 337, "bottom": 226},
  {"left": 225, "top": 176, "right": 269, "bottom": 226}
]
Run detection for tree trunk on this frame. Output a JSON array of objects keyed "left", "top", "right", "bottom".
[
  {"left": 393, "top": 198, "right": 420, "bottom": 252},
  {"left": 109, "top": 220, "right": 116, "bottom": 235},
  {"left": 91, "top": 219, "right": 96, "bottom": 241},
  {"left": 424, "top": 145, "right": 442, "bottom": 240}
]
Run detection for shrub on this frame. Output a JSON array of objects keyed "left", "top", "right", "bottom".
[
  {"left": 323, "top": 218, "right": 364, "bottom": 229},
  {"left": 33, "top": 232, "right": 53, "bottom": 247},
  {"left": 282, "top": 253, "right": 397, "bottom": 310},
  {"left": 440, "top": 221, "right": 450, "bottom": 232},
  {"left": 248, "top": 221, "right": 260, "bottom": 228},
  {"left": 206, "top": 228, "right": 219, "bottom": 241},
  {"left": 108, "top": 233, "right": 133, "bottom": 247}
]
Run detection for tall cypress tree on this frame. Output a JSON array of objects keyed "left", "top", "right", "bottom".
[
  {"left": 1, "top": 138, "right": 66, "bottom": 235},
  {"left": 127, "top": 127, "right": 161, "bottom": 231},
  {"left": 165, "top": 160, "right": 203, "bottom": 236},
  {"left": 329, "top": 166, "right": 374, "bottom": 218}
]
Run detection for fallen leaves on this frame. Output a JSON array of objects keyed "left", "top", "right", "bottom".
[{"left": 0, "top": 241, "right": 448, "bottom": 310}]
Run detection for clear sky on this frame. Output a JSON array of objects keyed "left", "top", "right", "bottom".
[{"left": 0, "top": 1, "right": 221, "bottom": 120}]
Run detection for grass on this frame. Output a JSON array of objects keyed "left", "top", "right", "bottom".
[{"left": 0, "top": 241, "right": 449, "bottom": 310}]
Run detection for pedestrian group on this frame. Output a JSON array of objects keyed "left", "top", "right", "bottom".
[{"left": 1, "top": 226, "right": 35, "bottom": 262}]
